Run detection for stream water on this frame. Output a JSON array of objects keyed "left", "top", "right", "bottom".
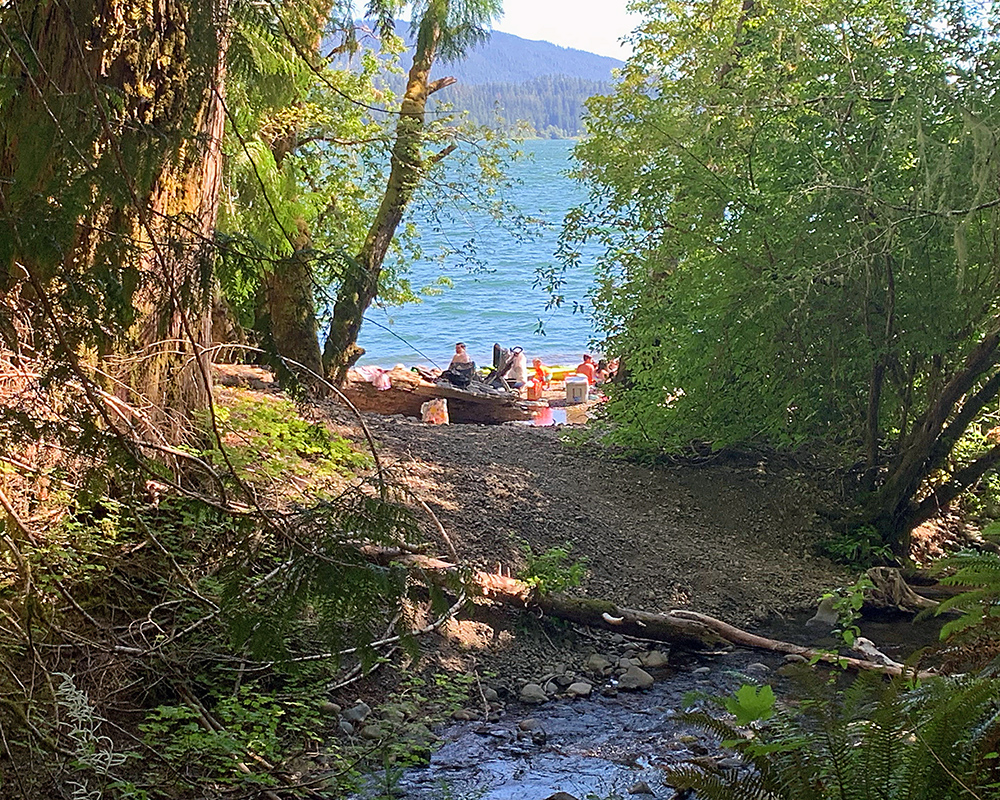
[{"left": 348, "top": 614, "right": 947, "bottom": 800}]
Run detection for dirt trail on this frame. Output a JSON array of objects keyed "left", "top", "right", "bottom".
[{"left": 350, "top": 413, "right": 850, "bottom": 627}]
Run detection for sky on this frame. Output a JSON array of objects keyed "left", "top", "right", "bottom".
[{"left": 495, "top": 0, "right": 641, "bottom": 59}]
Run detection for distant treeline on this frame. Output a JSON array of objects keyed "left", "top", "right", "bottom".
[{"left": 437, "top": 74, "right": 611, "bottom": 138}]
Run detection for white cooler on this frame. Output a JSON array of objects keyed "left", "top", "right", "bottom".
[{"left": 565, "top": 375, "right": 589, "bottom": 404}]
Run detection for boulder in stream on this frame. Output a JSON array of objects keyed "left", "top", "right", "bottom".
[
  {"left": 519, "top": 682, "right": 548, "bottom": 704},
  {"left": 618, "top": 665, "right": 655, "bottom": 690}
]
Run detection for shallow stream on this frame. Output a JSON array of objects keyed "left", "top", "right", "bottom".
[{"left": 349, "top": 614, "right": 947, "bottom": 800}]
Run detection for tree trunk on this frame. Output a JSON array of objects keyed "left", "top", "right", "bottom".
[
  {"left": 373, "top": 550, "right": 936, "bottom": 678},
  {"left": 862, "top": 331, "right": 1000, "bottom": 555},
  {"left": 261, "top": 243, "right": 324, "bottom": 380},
  {"left": 322, "top": 16, "right": 453, "bottom": 384},
  {"left": 1, "top": 0, "right": 230, "bottom": 440}
]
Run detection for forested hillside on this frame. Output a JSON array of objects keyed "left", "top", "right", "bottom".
[{"left": 361, "top": 21, "right": 622, "bottom": 136}]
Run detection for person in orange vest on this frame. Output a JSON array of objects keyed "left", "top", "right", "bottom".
[
  {"left": 575, "top": 354, "right": 596, "bottom": 384},
  {"left": 532, "top": 358, "right": 550, "bottom": 389}
]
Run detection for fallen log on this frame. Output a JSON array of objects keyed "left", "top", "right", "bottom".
[{"left": 370, "top": 550, "right": 938, "bottom": 679}]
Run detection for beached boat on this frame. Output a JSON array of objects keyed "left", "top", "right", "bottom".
[{"left": 342, "top": 366, "right": 545, "bottom": 424}]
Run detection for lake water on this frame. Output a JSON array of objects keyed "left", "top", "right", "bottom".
[{"left": 355, "top": 139, "right": 600, "bottom": 370}]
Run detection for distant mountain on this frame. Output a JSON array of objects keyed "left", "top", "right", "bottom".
[
  {"left": 439, "top": 30, "right": 623, "bottom": 86},
  {"left": 356, "top": 21, "right": 623, "bottom": 137}
]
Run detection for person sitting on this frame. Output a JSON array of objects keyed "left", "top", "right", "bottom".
[
  {"left": 508, "top": 347, "right": 528, "bottom": 387},
  {"left": 575, "top": 354, "right": 596, "bottom": 385},
  {"left": 532, "top": 358, "right": 550, "bottom": 389},
  {"left": 449, "top": 342, "right": 472, "bottom": 369},
  {"left": 440, "top": 342, "right": 476, "bottom": 388},
  {"left": 595, "top": 358, "right": 611, "bottom": 384}
]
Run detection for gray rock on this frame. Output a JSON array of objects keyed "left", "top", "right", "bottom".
[
  {"left": 338, "top": 720, "right": 354, "bottom": 736},
  {"left": 519, "top": 683, "right": 548, "bottom": 704},
  {"left": 544, "top": 680, "right": 560, "bottom": 695},
  {"left": 341, "top": 701, "right": 371, "bottom": 724},
  {"left": 783, "top": 653, "right": 808, "bottom": 664},
  {"left": 628, "top": 781, "right": 654, "bottom": 794},
  {"left": 583, "top": 653, "right": 613, "bottom": 675},
  {"left": 806, "top": 595, "right": 839, "bottom": 628},
  {"left": 642, "top": 649, "right": 670, "bottom": 669},
  {"left": 451, "top": 708, "right": 477, "bottom": 721},
  {"left": 359, "top": 724, "right": 383, "bottom": 740},
  {"left": 745, "top": 662, "right": 770, "bottom": 675},
  {"left": 692, "top": 666, "right": 711, "bottom": 675},
  {"left": 319, "top": 701, "right": 341, "bottom": 715},
  {"left": 483, "top": 687, "right": 499, "bottom": 702},
  {"left": 554, "top": 674, "right": 574, "bottom": 687},
  {"left": 718, "top": 756, "right": 743, "bottom": 769},
  {"left": 618, "top": 657, "right": 639, "bottom": 668},
  {"left": 518, "top": 718, "right": 542, "bottom": 731},
  {"left": 618, "top": 665, "right": 655, "bottom": 690},
  {"left": 543, "top": 793, "right": 579, "bottom": 800},
  {"left": 567, "top": 681, "right": 592, "bottom": 698}
]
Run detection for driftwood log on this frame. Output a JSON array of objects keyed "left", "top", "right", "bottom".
[{"left": 370, "top": 550, "right": 938, "bottom": 679}]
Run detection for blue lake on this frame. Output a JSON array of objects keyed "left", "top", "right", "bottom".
[{"left": 355, "top": 139, "right": 601, "bottom": 369}]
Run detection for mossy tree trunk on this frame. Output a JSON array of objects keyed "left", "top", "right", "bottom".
[{"left": 0, "top": 0, "right": 230, "bottom": 439}]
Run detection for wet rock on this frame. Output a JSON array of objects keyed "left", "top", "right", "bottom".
[
  {"left": 532, "top": 728, "right": 548, "bottom": 745},
  {"left": 692, "top": 666, "right": 711, "bottom": 675},
  {"left": 601, "top": 686, "right": 619, "bottom": 698},
  {"left": 784, "top": 653, "right": 808, "bottom": 663},
  {"left": 642, "top": 649, "right": 670, "bottom": 669},
  {"left": 520, "top": 683, "right": 548, "bottom": 704},
  {"left": 451, "top": 708, "right": 478, "bottom": 721},
  {"left": 342, "top": 701, "right": 371, "bottom": 724},
  {"left": 518, "top": 718, "right": 543, "bottom": 731},
  {"left": 543, "top": 793, "right": 579, "bottom": 800},
  {"left": 618, "top": 665, "right": 655, "bottom": 690},
  {"left": 319, "top": 701, "right": 341, "bottom": 715},
  {"left": 628, "top": 781, "right": 654, "bottom": 794},
  {"left": 717, "top": 756, "right": 743, "bottom": 769},
  {"left": 745, "top": 662, "right": 770, "bottom": 675},
  {"left": 567, "top": 681, "right": 592, "bottom": 698}
]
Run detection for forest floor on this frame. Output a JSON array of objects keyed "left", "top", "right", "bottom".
[{"left": 302, "top": 387, "right": 856, "bottom": 695}]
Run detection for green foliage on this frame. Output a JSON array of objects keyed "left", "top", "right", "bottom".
[
  {"left": 820, "top": 526, "right": 894, "bottom": 568},
  {"left": 723, "top": 683, "right": 776, "bottom": 727},
  {"left": 519, "top": 541, "right": 587, "bottom": 595},
  {"left": 195, "top": 392, "right": 370, "bottom": 486},
  {"left": 929, "top": 544, "right": 1000, "bottom": 666},
  {"left": 818, "top": 575, "right": 875, "bottom": 648},
  {"left": 568, "top": 0, "right": 1000, "bottom": 496},
  {"left": 672, "top": 672, "right": 1000, "bottom": 799}
]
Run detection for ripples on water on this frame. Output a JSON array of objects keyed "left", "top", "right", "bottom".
[{"left": 355, "top": 139, "right": 601, "bottom": 370}]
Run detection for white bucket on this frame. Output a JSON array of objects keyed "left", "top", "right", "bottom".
[{"left": 565, "top": 375, "right": 589, "bottom": 404}]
